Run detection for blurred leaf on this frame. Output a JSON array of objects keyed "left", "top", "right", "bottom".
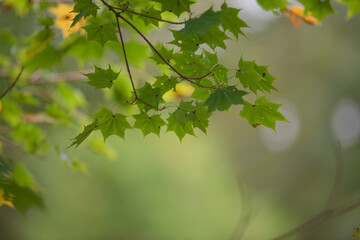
[
  {"left": 298, "top": 0, "right": 335, "bottom": 21},
  {"left": 340, "top": 0, "right": 360, "bottom": 18},
  {"left": 84, "top": 65, "right": 120, "bottom": 89}
]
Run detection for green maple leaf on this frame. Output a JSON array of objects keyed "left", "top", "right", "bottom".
[
  {"left": 192, "top": 103, "right": 212, "bottom": 134},
  {"left": 205, "top": 86, "right": 247, "bottom": 112},
  {"left": 236, "top": 57, "right": 277, "bottom": 94},
  {"left": 153, "top": 75, "right": 179, "bottom": 94},
  {"left": 152, "top": 0, "right": 194, "bottom": 17},
  {"left": 151, "top": 44, "right": 174, "bottom": 65},
  {"left": 141, "top": 6, "right": 163, "bottom": 27},
  {"left": 69, "top": 120, "right": 98, "bottom": 148},
  {"left": 190, "top": 78, "right": 213, "bottom": 101},
  {"left": 167, "top": 102, "right": 196, "bottom": 141},
  {"left": 183, "top": 8, "right": 221, "bottom": 37},
  {"left": 240, "top": 96, "right": 287, "bottom": 130},
  {"left": 212, "top": 64, "right": 229, "bottom": 84},
  {"left": 84, "top": 65, "right": 119, "bottom": 89},
  {"left": 256, "top": 0, "right": 288, "bottom": 12},
  {"left": 71, "top": 0, "right": 99, "bottom": 28},
  {"left": 298, "top": 0, "right": 334, "bottom": 21},
  {"left": 340, "top": 0, "right": 360, "bottom": 18},
  {"left": 91, "top": 106, "right": 131, "bottom": 141},
  {"left": 220, "top": 3, "right": 248, "bottom": 39},
  {"left": 198, "top": 26, "right": 229, "bottom": 50},
  {"left": 83, "top": 21, "right": 118, "bottom": 47},
  {"left": 133, "top": 112, "right": 166, "bottom": 136},
  {"left": 170, "top": 29, "right": 200, "bottom": 52},
  {"left": 137, "top": 83, "right": 163, "bottom": 111}
]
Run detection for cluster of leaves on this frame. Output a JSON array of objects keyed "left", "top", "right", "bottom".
[{"left": 0, "top": 0, "right": 359, "bottom": 212}]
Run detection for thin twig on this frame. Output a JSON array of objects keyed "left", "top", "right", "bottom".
[
  {"left": 272, "top": 145, "right": 358, "bottom": 240},
  {"left": 0, "top": 66, "right": 24, "bottom": 99},
  {"left": 272, "top": 197, "right": 360, "bottom": 240},
  {"left": 113, "top": 4, "right": 158, "bottom": 110},
  {"left": 325, "top": 141, "right": 344, "bottom": 210},
  {"left": 116, "top": 14, "right": 214, "bottom": 87},
  {"left": 111, "top": 7, "right": 187, "bottom": 25},
  {"left": 100, "top": 0, "right": 215, "bottom": 89}
]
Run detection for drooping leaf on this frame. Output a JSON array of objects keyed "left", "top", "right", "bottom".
[
  {"left": 84, "top": 65, "right": 120, "bottom": 89},
  {"left": 69, "top": 120, "right": 98, "bottom": 148},
  {"left": 72, "top": 0, "right": 99, "bottom": 27},
  {"left": 133, "top": 112, "right": 166, "bottom": 136},
  {"left": 239, "top": 96, "right": 287, "bottom": 130},
  {"left": 205, "top": 86, "right": 247, "bottom": 112},
  {"left": 236, "top": 57, "right": 277, "bottom": 94},
  {"left": 220, "top": 3, "right": 248, "bottom": 39}
]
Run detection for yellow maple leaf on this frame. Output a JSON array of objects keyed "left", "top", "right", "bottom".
[
  {"left": 49, "top": 3, "right": 85, "bottom": 38},
  {"left": 163, "top": 82, "right": 194, "bottom": 102},
  {"left": 286, "top": 6, "right": 319, "bottom": 26},
  {"left": 0, "top": 188, "right": 14, "bottom": 209},
  {"left": 354, "top": 228, "right": 360, "bottom": 238}
]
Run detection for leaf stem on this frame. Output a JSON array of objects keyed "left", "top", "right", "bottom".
[{"left": 0, "top": 66, "right": 25, "bottom": 100}]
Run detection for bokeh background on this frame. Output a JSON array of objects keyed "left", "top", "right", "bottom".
[{"left": 1, "top": 0, "right": 360, "bottom": 239}]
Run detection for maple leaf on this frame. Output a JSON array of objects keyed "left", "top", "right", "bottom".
[
  {"left": 286, "top": 6, "right": 319, "bottom": 26},
  {"left": 133, "top": 112, "right": 166, "bottom": 136},
  {"left": 298, "top": 0, "right": 334, "bottom": 21},
  {"left": 240, "top": 96, "right": 287, "bottom": 130},
  {"left": 152, "top": 0, "right": 194, "bottom": 17},
  {"left": 91, "top": 106, "right": 131, "bottom": 140},
  {"left": 49, "top": 3, "right": 85, "bottom": 38},
  {"left": 84, "top": 65, "right": 120, "bottom": 89},
  {"left": 236, "top": 58, "right": 277, "bottom": 94},
  {"left": 183, "top": 8, "right": 221, "bottom": 37},
  {"left": 83, "top": 20, "right": 118, "bottom": 47},
  {"left": 340, "top": 0, "right": 360, "bottom": 18},
  {"left": 0, "top": 188, "right": 14, "bottom": 208},
  {"left": 220, "top": 3, "right": 248, "bottom": 39},
  {"left": 69, "top": 120, "right": 98, "bottom": 148},
  {"left": 205, "top": 86, "right": 247, "bottom": 112},
  {"left": 71, "top": 0, "right": 99, "bottom": 28}
]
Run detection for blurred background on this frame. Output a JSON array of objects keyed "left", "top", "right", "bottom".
[{"left": 1, "top": 0, "right": 360, "bottom": 239}]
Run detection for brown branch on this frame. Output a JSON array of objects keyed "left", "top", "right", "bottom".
[
  {"left": 111, "top": 7, "right": 187, "bottom": 25},
  {"left": 0, "top": 66, "right": 24, "bottom": 100},
  {"left": 116, "top": 14, "right": 214, "bottom": 87},
  {"left": 112, "top": 3, "right": 159, "bottom": 110},
  {"left": 100, "top": 0, "right": 215, "bottom": 89}
]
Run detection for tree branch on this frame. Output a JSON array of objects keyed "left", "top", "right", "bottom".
[
  {"left": 111, "top": 7, "right": 187, "bottom": 25},
  {"left": 0, "top": 66, "right": 24, "bottom": 100},
  {"left": 272, "top": 144, "right": 358, "bottom": 240},
  {"left": 100, "top": 0, "right": 216, "bottom": 90}
]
